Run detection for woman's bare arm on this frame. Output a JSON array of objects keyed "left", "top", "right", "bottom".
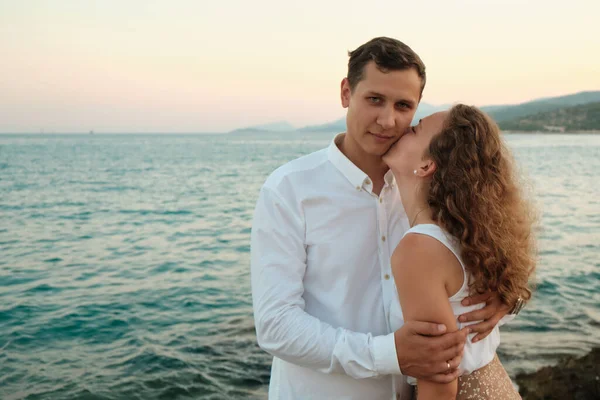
[{"left": 392, "top": 233, "right": 463, "bottom": 400}]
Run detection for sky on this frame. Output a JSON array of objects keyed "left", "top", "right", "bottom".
[{"left": 1, "top": 0, "right": 599, "bottom": 133}]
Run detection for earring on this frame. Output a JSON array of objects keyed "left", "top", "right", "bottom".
[{"left": 413, "top": 170, "right": 417, "bottom": 175}]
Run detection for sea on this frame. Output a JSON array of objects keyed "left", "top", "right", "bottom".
[{"left": 1, "top": 132, "right": 599, "bottom": 399}]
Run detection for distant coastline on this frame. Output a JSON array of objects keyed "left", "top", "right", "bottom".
[
  {"left": 498, "top": 101, "right": 600, "bottom": 133},
  {"left": 228, "top": 90, "right": 600, "bottom": 135},
  {"left": 502, "top": 130, "right": 600, "bottom": 134}
]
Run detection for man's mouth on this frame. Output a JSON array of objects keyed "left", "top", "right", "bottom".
[{"left": 370, "top": 132, "right": 394, "bottom": 142}]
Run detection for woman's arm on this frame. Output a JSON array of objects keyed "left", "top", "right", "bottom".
[{"left": 391, "top": 233, "right": 462, "bottom": 400}]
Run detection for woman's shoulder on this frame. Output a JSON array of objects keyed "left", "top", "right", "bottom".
[
  {"left": 392, "top": 224, "right": 464, "bottom": 287},
  {"left": 392, "top": 226, "right": 457, "bottom": 271}
]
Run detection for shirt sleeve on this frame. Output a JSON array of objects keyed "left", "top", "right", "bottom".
[{"left": 251, "top": 185, "right": 401, "bottom": 379}]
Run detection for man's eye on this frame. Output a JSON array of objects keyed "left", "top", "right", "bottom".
[{"left": 368, "top": 97, "right": 381, "bottom": 104}]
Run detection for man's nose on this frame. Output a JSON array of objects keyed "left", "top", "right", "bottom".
[{"left": 377, "top": 107, "right": 395, "bottom": 130}]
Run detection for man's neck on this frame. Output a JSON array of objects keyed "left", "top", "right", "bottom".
[{"left": 338, "top": 134, "right": 389, "bottom": 195}]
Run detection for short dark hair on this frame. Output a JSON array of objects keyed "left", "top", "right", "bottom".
[{"left": 347, "top": 37, "right": 426, "bottom": 96}]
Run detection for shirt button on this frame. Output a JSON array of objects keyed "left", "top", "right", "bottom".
[
  {"left": 365, "top": 178, "right": 371, "bottom": 185},
  {"left": 384, "top": 274, "right": 390, "bottom": 280},
  {"left": 356, "top": 186, "right": 361, "bottom": 190},
  {"left": 379, "top": 197, "right": 383, "bottom": 203},
  {"left": 381, "top": 235, "right": 386, "bottom": 242}
]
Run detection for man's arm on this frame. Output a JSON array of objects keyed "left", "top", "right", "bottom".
[{"left": 250, "top": 185, "right": 399, "bottom": 378}]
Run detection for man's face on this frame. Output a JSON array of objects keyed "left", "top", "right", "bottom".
[{"left": 341, "top": 61, "right": 422, "bottom": 157}]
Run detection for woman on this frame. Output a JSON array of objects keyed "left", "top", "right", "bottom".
[{"left": 383, "top": 104, "right": 536, "bottom": 399}]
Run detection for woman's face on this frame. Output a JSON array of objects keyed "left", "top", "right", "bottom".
[{"left": 382, "top": 111, "right": 447, "bottom": 176}]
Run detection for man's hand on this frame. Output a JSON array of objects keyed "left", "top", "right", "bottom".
[
  {"left": 459, "top": 291, "right": 511, "bottom": 342},
  {"left": 394, "top": 321, "right": 469, "bottom": 383}
]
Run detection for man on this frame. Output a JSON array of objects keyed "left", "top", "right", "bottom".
[{"left": 251, "top": 37, "right": 516, "bottom": 399}]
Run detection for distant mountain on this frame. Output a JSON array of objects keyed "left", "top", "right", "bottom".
[
  {"left": 226, "top": 91, "right": 600, "bottom": 134},
  {"left": 411, "top": 102, "right": 451, "bottom": 123},
  {"left": 483, "top": 91, "right": 600, "bottom": 122},
  {"left": 296, "top": 117, "right": 345, "bottom": 133},
  {"left": 498, "top": 101, "right": 600, "bottom": 132},
  {"left": 296, "top": 102, "right": 448, "bottom": 133},
  {"left": 228, "top": 121, "right": 294, "bottom": 134}
]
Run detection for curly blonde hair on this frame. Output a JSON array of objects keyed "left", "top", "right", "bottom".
[{"left": 426, "top": 104, "right": 537, "bottom": 306}]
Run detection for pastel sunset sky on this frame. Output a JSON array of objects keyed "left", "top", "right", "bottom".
[{"left": 1, "top": 0, "right": 599, "bottom": 133}]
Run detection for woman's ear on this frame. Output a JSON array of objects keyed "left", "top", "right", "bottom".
[{"left": 420, "top": 160, "right": 437, "bottom": 178}]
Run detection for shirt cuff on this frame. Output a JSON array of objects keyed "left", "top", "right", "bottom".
[{"left": 372, "top": 332, "right": 402, "bottom": 375}]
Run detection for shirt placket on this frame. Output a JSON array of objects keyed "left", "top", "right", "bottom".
[
  {"left": 377, "top": 184, "right": 399, "bottom": 396},
  {"left": 376, "top": 186, "right": 395, "bottom": 325}
]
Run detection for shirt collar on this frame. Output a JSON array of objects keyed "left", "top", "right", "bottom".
[
  {"left": 328, "top": 133, "right": 396, "bottom": 191},
  {"left": 384, "top": 169, "right": 396, "bottom": 189}
]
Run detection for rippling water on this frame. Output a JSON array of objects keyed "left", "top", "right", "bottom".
[{"left": 1, "top": 133, "right": 599, "bottom": 399}]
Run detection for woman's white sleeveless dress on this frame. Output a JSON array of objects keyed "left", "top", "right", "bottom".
[{"left": 389, "top": 224, "right": 521, "bottom": 399}]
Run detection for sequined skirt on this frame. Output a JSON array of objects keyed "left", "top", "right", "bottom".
[
  {"left": 457, "top": 354, "right": 521, "bottom": 399},
  {"left": 413, "top": 354, "right": 521, "bottom": 399}
]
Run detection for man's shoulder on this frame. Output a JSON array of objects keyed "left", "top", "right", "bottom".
[{"left": 263, "top": 147, "right": 330, "bottom": 190}]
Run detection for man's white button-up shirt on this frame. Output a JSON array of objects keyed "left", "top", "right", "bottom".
[{"left": 251, "top": 134, "right": 412, "bottom": 399}]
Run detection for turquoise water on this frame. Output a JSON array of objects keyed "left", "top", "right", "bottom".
[{"left": 1, "top": 133, "right": 599, "bottom": 399}]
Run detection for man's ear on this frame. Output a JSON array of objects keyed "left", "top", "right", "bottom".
[{"left": 341, "top": 78, "right": 351, "bottom": 109}]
